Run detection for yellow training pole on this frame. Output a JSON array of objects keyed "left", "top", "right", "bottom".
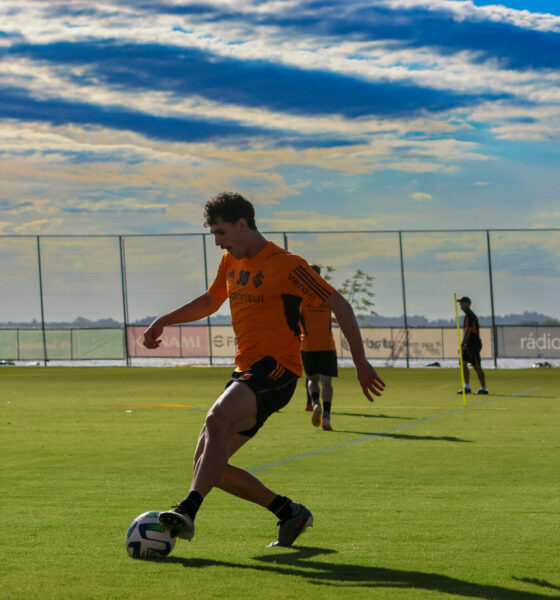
[{"left": 454, "top": 293, "right": 467, "bottom": 406}]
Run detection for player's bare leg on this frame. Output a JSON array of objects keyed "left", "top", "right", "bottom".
[
  {"left": 159, "top": 383, "right": 257, "bottom": 539},
  {"left": 308, "top": 374, "right": 322, "bottom": 426},
  {"left": 457, "top": 360, "right": 472, "bottom": 394},
  {"left": 472, "top": 359, "right": 488, "bottom": 394},
  {"left": 305, "top": 376, "right": 313, "bottom": 411},
  {"left": 192, "top": 430, "right": 275, "bottom": 506},
  {"left": 191, "top": 382, "right": 257, "bottom": 496},
  {"left": 217, "top": 463, "right": 276, "bottom": 506},
  {"left": 160, "top": 385, "right": 312, "bottom": 546},
  {"left": 462, "top": 361, "right": 470, "bottom": 386},
  {"left": 213, "top": 433, "right": 313, "bottom": 546},
  {"left": 320, "top": 375, "right": 333, "bottom": 430}
]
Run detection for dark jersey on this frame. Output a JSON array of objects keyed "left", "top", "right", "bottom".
[
  {"left": 463, "top": 309, "right": 480, "bottom": 337},
  {"left": 463, "top": 308, "right": 482, "bottom": 354}
]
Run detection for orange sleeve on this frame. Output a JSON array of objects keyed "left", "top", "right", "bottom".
[
  {"left": 207, "top": 253, "right": 229, "bottom": 300},
  {"left": 285, "top": 257, "right": 335, "bottom": 306}
]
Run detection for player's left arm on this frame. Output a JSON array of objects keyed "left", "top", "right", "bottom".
[
  {"left": 462, "top": 315, "right": 471, "bottom": 346},
  {"left": 324, "top": 290, "right": 385, "bottom": 402}
]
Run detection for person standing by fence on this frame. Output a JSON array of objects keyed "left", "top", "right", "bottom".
[{"left": 457, "top": 296, "right": 488, "bottom": 395}]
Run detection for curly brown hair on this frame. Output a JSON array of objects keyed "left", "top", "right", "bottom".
[{"left": 203, "top": 192, "right": 256, "bottom": 229}]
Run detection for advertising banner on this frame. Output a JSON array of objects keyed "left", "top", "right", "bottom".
[
  {"left": 127, "top": 325, "right": 209, "bottom": 358},
  {"left": 498, "top": 326, "right": 560, "bottom": 358}
]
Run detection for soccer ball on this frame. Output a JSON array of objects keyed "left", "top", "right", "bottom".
[{"left": 125, "top": 511, "right": 176, "bottom": 559}]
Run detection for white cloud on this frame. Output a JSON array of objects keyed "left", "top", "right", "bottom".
[
  {"left": 12, "top": 218, "right": 57, "bottom": 234},
  {"left": 533, "top": 212, "right": 560, "bottom": 228},
  {"left": 381, "top": 0, "right": 560, "bottom": 32},
  {"left": 0, "top": 0, "right": 558, "bottom": 237},
  {"left": 412, "top": 192, "right": 433, "bottom": 201},
  {"left": 4, "top": 1, "right": 558, "bottom": 107},
  {"left": 468, "top": 102, "right": 560, "bottom": 141},
  {"left": 2, "top": 0, "right": 559, "bottom": 151},
  {"left": 260, "top": 210, "right": 394, "bottom": 232}
]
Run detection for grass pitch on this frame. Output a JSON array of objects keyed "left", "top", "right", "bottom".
[{"left": 1, "top": 366, "right": 559, "bottom": 599}]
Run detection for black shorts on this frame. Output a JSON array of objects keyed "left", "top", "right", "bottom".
[
  {"left": 227, "top": 355, "right": 298, "bottom": 438},
  {"left": 301, "top": 350, "right": 338, "bottom": 378},
  {"left": 461, "top": 337, "right": 482, "bottom": 365}
]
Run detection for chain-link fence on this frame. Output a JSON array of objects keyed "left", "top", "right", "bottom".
[{"left": 1, "top": 230, "right": 559, "bottom": 365}]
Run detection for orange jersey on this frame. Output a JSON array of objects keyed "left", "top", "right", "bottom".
[
  {"left": 208, "top": 242, "right": 335, "bottom": 376},
  {"left": 300, "top": 303, "right": 336, "bottom": 352}
]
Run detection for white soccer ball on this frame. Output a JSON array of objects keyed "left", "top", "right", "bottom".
[{"left": 125, "top": 510, "right": 176, "bottom": 559}]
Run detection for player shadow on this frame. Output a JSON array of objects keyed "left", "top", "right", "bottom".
[
  {"left": 162, "top": 546, "right": 554, "bottom": 598},
  {"left": 337, "top": 412, "right": 414, "bottom": 420},
  {"left": 512, "top": 577, "right": 560, "bottom": 591},
  {"left": 376, "top": 432, "right": 472, "bottom": 443},
  {"left": 488, "top": 393, "right": 556, "bottom": 399},
  {"left": 330, "top": 430, "right": 472, "bottom": 442}
]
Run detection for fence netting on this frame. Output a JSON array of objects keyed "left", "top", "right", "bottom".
[{"left": 1, "top": 230, "right": 558, "bottom": 363}]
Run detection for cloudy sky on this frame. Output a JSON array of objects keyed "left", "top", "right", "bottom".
[{"left": 0, "top": 0, "right": 559, "bottom": 236}]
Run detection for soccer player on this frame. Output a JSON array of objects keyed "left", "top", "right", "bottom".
[
  {"left": 300, "top": 265, "right": 338, "bottom": 431},
  {"left": 457, "top": 296, "right": 488, "bottom": 395},
  {"left": 143, "top": 192, "right": 385, "bottom": 547}
]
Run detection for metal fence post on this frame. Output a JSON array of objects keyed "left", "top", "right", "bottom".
[
  {"left": 118, "top": 236, "right": 131, "bottom": 366},
  {"left": 36, "top": 236, "right": 48, "bottom": 366},
  {"left": 202, "top": 234, "right": 213, "bottom": 366},
  {"left": 398, "top": 231, "right": 410, "bottom": 368},
  {"left": 486, "top": 231, "right": 498, "bottom": 367}
]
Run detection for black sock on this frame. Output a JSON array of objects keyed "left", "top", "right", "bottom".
[
  {"left": 311, "top": 392, "right": 320, "bottom": 406},
  {"left": 323, "top": 401, "right": 331, "bottom": 418},
  {"left": 267, "top": 495, "right": 299, "bottom": 521},
  {"left": 177, "top": 490, "right": 203, "bottom": 521}
]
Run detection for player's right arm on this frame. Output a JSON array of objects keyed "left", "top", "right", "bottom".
[
  {"left": 325, "top": 290, "right": 385, "bottom": 402},
  {"left": 142, "top": 292, "right": 224, "bottom": 349}
]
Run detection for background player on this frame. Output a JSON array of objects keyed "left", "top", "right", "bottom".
[
  {"left": 300, "top": 265, "right": 338, "bottom": 431},
  {"left": 457, "top": 296, "right": 488, "bottom": 395},
  {"left": 143, "top": 192, "right": 386, "bottom": 548}
]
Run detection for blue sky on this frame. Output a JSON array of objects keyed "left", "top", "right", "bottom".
[{"left": 0, "top": 0, "right": 559, "bottom": 235}]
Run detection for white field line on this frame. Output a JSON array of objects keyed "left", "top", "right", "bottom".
[{"left": 248, "top": 387, "right": 540, "bottom": 474}]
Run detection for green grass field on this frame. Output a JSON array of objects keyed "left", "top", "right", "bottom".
[{"left": 2, "top": 366, "right": 559, "bottom": 599}]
